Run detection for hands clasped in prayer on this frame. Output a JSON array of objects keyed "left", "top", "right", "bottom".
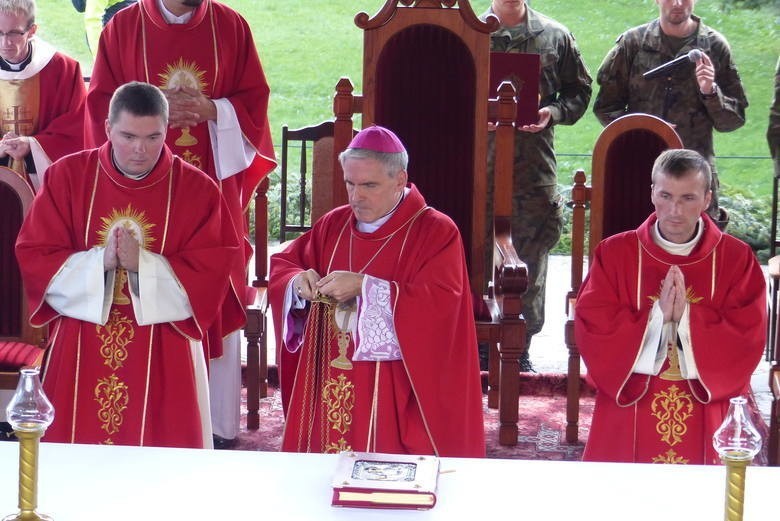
[
  {"left": 0, "top": 131, "right": 31, "bottom": 161},
  {"left": 163, "top": 85, "right": 218, "bottom": 129},
  {"left": 295, "top": 269, "right": 364, "bottom": 303},
  {"left": 104, "top": 226, "right": 140, "bottom": 272},
  {"left": 659, "top": 265, "right": 686, "bottom": 324}
]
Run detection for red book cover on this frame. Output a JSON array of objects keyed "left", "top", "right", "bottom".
[
  {"left": 489, "top": 51, "right": 541, "bottom": 126},
  {"left": 331, "top": 451, "right": 439, "bottom": 510}
]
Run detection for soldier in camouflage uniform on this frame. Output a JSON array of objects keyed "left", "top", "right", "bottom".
[
  {"left": 593, "top": 0, "right": 748, "bottom": 226},
  {"left": 482, "top": 0, "right": 592, "bottom": 371}
]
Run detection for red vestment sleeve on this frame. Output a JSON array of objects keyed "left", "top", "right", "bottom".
[
  {"left": 685, "top": 235, "right": 766, "bottom": 402},
  {"left": 210, "top": 5, "right": 276, "bottom": 210},
  {"left": 33, "top": 53, "right": 86, "bottom": 162},
  {"left": 574, "top": 236, "right": 654, "bottom": 405}
]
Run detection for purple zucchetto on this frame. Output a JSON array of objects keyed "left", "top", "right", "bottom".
[{"left": 347, "top": 125, "right": 406, "bottom": 153}]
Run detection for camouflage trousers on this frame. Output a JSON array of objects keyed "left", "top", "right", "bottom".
[
  {"left": 485, "top": 185, "right": 565, "bottom": 348},
  {"left": 511, "top": 188, "right": 565, "bottom": 346}
]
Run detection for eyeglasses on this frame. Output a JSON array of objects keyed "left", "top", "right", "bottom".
[{"left": 0, "top": 27, "right": 31, "bottom": 41}]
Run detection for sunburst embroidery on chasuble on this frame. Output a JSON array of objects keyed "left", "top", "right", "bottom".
[
  {"left": 647, "top": 284, "right": 704, "bottom": 307},
  {"left": 158, "top": 58, "right": 207, "bottom": 154}
]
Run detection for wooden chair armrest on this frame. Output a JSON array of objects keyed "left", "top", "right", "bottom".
[{"left": 493, "top": 219, "right": 528, "bottom": 297}]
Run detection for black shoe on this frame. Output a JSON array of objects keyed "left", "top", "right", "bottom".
[
  {"left": 519, "top": 351, "right": 536, "bottom": 373},
  {"left": 0, "top": 422, "right": 16, "bottom": 441},
  {"left": 477, "top": 343, "right": 489, "bottom": 372},
  {"left": 212, "top": 434, "right": 237, "bottom": 450}
]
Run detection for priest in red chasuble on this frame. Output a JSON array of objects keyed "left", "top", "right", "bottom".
[
  {"left": 269, "top": 126, "right": 485, "bottom": 457},
  {"left": 16, "top": 82, "right": 240, "bottom": 448},
  {"left": 575, "top": 149, "right": 766, "bottom": 464},
  {"left": 0, "top": 0, "right": 86, "bottom": 192},
  {"left": 84, "top": 0, "right": 276, "bottom": 445}
]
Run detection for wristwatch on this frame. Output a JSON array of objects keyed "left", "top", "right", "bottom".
[{"left": 702, "top": 82, "right": 718, "bottom": 98}]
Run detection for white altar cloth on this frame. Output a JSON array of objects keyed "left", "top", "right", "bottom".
[{"left": 0, "top": 442, "right": 775, "bottom": 520}]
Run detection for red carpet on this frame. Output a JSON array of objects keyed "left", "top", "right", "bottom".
[{"left": 234, "top": 372, "right": 596, "bottom": 460}]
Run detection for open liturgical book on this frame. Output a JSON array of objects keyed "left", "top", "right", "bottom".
[
  {"left": 489, "top": 51, "right": 541, "bottom": 126},
  {"left": 331, "top": 451, "right": 440, "bottom": 510}
]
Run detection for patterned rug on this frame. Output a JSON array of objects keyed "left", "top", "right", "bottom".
[{"left": 233, "top": 372, "right": 596, "bottom": 461}]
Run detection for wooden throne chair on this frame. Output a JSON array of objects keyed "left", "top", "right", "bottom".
[
  {"left": 329, "top": 0, "right": 528, "bottom": 446},
  {"left": 0, "top": 167, "right": 46, "bottom": 392},
  {"left": 564, "top": 113, "right": 683, "bottom": 443}
]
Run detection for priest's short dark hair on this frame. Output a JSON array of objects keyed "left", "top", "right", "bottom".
[
  {"left": 108, "top": 81, "right": 169, "bottom": 125},
  {"left": 651, "top": 148, "right": 712, "bottom": 194}
]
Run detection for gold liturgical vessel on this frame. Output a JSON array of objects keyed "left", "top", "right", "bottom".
[
  {"left": 712, "top": 396, "right": 762, "bottom": 521},
  {"left": 3, "top": 367, "right": 54, "bottom": 521}
]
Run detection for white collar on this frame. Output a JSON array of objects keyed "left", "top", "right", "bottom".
[
  {"left": 157, "top": 0, "right": 195, "bottom": 24},
  {"left": 652, "top": 217, "right": 704, "bottom": 256},
  {"left": 0, "top": 38, "right": 56, "bottom": 81}
]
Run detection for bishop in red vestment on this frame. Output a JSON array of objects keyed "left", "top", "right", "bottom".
[
  {"left": 269, "top": 127, "right": 485, "bottom": 457},
  {"left": 0, "top": 8, "right": 86, "bottom": 191},
  {"left": 16, "top": 82, "right": 240, "bottom": 448},
  {"left": 575, "top": 150, "right": 766, "bottom": 464},
  {"left": 84, "top": 0, "right": 277, "bottom": 441}
]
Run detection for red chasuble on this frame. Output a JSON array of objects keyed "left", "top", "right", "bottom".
[
  {"left": 575, "top": 214, "right": 766, "bottom": 464},
  {"left": 269, "top": 185, "right": 485, "bottom": 457},
  {"left": 15, "top": 144, "right": 241, "bottom": 448},
  {"left": 85, "top": 0, "right": 276, "bottom": 356}
]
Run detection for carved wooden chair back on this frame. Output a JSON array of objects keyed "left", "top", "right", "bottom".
[{"left": 0, "top": 167, "right": 45, "bottom": 390}]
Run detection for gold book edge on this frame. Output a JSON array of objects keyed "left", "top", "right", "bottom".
[{"left": 336, "top": 491, "right": 435, "bottom": 506}]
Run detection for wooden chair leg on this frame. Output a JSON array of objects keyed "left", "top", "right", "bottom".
[
  {"left": 769, "top": 368, "right": 780, "bottom": 466},
  {"left": 244, "top": 308, "right": 266, "bottom": 431},
  {"left": 498, "top": 318, "right": 525, "bottom": 446},
  {"left": 487, "top": 341, "right": 500, "bottom": 409},
  {"left": 769, "top": 276, "right": 778, "bottom": 361},
  {"left": 564, "top": 319, "right": 580, "bottom": 443}
]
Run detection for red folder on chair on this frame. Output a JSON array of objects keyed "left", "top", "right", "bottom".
[{"left": 489, "top": 51, "right": 541, "bottom": 126}]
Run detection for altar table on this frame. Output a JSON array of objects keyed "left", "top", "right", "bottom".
[{"left": 0, "top": 442, "right": 775, "bottom": 520}]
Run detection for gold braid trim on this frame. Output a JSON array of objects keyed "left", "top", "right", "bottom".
[{"left": 297, "top": 299, "right": 337, "bottom": 452}]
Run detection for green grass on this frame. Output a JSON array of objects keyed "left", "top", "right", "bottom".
[{"left": 34, "top": 0, "right": 779, "bottom": 247}]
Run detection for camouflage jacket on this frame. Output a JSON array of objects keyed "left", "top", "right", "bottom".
[
  {"left": 593, "top": 16, "right": 748, "bottom": 166},
  {"left": 481, "top": 7, "right": 592, "bottom": 190}
]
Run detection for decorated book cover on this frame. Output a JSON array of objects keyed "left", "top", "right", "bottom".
[
  {"left": 331, "top": 451, "right": 440, "bottom": 510},
  {"left": 489, "top": 51, "right": 541, "bottom": 126}
]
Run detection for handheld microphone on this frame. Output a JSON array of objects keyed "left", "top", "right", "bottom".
[{"left": 642, "top": 49, "right": 703, "bottom": 80}]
